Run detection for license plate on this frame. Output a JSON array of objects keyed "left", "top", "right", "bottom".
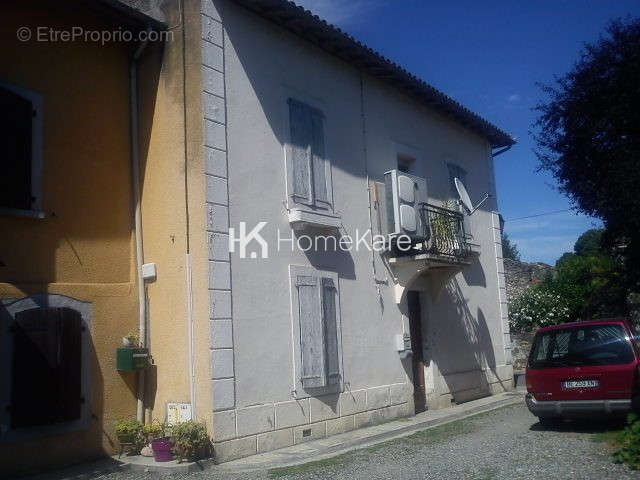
[{"left": 563, "top": 380, "right": 599, "bottom": 389}]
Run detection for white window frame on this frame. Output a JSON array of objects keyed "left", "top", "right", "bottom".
[
  {"left": 288, "top": 265, "right": 344, "bottom": 398},
  {"left": 282, "top": 88, "right": 336, "bottom": 215},
  {"left": 0, "top": 81, "right": 44, "bottom": 219}
]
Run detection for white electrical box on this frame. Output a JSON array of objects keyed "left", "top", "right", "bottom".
[
  {"left": 394, "top": 333, "right": 412, "bottom": 352},
  {"left": 141, "top": 262, "right": 157, "bottom": 282},
  {"left": 384, "top": 170, "right": 428, "bottom": 241},
  {"left": 394, "top": 334, "right": 405, "bottom": 351},
  {"left": 167, "top": 403, "right": 192, "bottom": 425}
]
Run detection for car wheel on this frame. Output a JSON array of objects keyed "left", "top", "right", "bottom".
[{"left": 538, "top": 416, "right": 561, "bottom": 427}]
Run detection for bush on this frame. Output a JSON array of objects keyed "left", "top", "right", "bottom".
[
  {"left": 114, "top": 418, "right": 145, "bottom": 454},
  {"left": 171, "top": 421, "right": 210, "bottom": 462},
  {"left": 613, "top": 414, "right": 640, "bottom": 469},
  {"left": 143, "top": 420, "right": 169, "bottom": 441},
  {"left": 509, "top": 284, "right": 571, "bottom": 332}
]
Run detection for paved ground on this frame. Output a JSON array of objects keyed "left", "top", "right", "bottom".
[{"left": 98, "top": 403, "right": 638, "bottom": 480}]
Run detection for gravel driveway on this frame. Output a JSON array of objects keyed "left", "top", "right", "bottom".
[{"left": 101, "top": 403, "right": 638, "bottom": 480}]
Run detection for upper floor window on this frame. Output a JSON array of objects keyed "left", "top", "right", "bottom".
[
  {"left": 397, "top": 154, "right": 415, "bottom": 174},
  {"left": 447, "top": 162, "right": 467, "bottom": 199},
  {"left": 287, "top": 98, "right": 332, "bottom": 210},
  {"left": 0, "top": 83, "right": 43, "bottom": 215}
]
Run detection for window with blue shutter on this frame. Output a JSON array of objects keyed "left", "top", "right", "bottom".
[
  {"left": 291, "top": 267, "right": 342, "bottom": 394},
  {"left": 288, "top": 99, "right": 330, "bottom": 208}
]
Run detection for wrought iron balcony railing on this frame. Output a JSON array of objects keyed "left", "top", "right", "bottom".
[
  {"left": 384, "top": 198, "right": 474, "bottom": 261},
  {"left": 419, "top": 203, "right": 471, "bottom": 259}
]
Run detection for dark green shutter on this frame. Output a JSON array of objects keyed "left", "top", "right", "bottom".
[
  {"left": 0, "top": 87, "right": 33, "bottom": 210},
  {"left": 11, "top": 307, "right": 82, "bottom": 428}
]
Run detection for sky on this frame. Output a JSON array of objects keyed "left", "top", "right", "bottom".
[{"left": 293, "top": 0, "right": 640, "bottom": 265}]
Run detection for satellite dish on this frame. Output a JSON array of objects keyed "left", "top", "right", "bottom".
[
  {"left": 454, "top": 178, "right": 474, "bottom": 213},
  {"left": 454, "top": 177, "right": 491, "bottom": 215}
]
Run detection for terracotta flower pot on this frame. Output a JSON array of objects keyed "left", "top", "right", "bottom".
[{"left": 151, "top": 437, "right": 174, "bottom": 462}]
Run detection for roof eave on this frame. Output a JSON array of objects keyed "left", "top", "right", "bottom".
[{"left": 232, "top": 0, "right": 515, "bottom": 149}]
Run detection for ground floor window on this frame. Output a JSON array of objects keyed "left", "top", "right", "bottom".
[
  {"left": 1, "top": 295, "right": 91, "bottom": 440},
  {"left": 11, "top": 307, "right": 83, "bottom": 428},
  {"left": 289, "top": 265, "right": 343, "bottom": 395}
]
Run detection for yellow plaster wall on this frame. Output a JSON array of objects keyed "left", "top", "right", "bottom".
[
  {"left": 136, "top": 0, "right": 210, "bottom": 433},
  {"left": 0, "top": 1, "right": 141, "bottom": 474},
  {"left": 0, "top": 1, "right": 208, "bottom": 475}
]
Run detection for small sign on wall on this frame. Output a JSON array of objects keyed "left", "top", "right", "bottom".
[{"left": 167, "top": 403, "right": 192, "bottom": 425}]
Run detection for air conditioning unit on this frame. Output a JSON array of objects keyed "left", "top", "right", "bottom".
[{"left": 384, "top": 170, "right": 429, "bottom": 243}]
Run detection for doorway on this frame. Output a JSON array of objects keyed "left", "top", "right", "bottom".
[{"left": 407, "top": 290, "right": 427, "bottom": 413}]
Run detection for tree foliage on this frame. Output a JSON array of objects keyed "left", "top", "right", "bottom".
[
  {"left": 535, "top": 18, "right": 640, "bottom": 288},
  {"left": 511, "top": 226, "right": 626, "bottom": 331},
  {"left": 573, "top": 228, "right": 604, "bottom": 257},
  {"left": 501, "top": 232, "right": 520, "bottom": 261}
]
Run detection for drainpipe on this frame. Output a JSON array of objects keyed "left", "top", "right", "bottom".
[{"left": 130, "top": 29, "right": 151, "bottom": 423}]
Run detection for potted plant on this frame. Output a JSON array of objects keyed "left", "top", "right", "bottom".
[
  {"left": 114, "top": 418, "right": 144, "bottom": 456},
  {"left": 170, "top": 421, "right": 210, "bottom": 462},
  {"left": 146, "top": 421, "right": 174, "bottom": 462},
  {"left": 122, "top": 331, "right": 139, "bottom": 348}
]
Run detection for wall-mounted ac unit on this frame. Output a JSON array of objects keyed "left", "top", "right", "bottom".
[{"left": 384, "top": 170, "right": 428, "bottom": 242}]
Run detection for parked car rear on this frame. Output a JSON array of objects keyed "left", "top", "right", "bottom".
[{"left": 525, "top": 319, "right": 640, "bottom": 425}]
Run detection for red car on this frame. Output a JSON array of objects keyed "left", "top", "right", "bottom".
[{"left": 525, "top": 318, "right": 640, "bottom": 425}]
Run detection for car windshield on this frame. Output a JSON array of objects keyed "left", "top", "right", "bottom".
[{"left": 529, "top": 324, "right": 635, "bottom": 368}]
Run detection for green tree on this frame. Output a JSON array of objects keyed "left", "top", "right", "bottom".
[
  {"left": 534, "top": 18, "right": 640, "bottom": 290},
  {"left": 555, "top": 252, "right": 575, "bottom": 268},
  {"left": 573, "top": 228, "right": 604, "bottom": 257},
  {"left": 501, "top": 232, "right": 520, "bottom": 261},
  {"left": 548, "top": 253, "right": 625, "bottom": 320}
]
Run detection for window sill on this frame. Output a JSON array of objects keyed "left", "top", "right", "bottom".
[
  {"left": 0, "top": 207, "right": 46, "bottom": 219},
  {"left": 288, "top": 209, "right": 341, "bottom": 231}
]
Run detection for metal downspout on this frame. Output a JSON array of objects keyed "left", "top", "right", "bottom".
[{"left": 130, "top": 29, "right": 151, "bottom": 423}]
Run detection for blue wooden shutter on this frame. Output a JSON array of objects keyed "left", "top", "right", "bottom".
[
  {"left": 310, "top": 110, "right": 328, "bottom": 205},
  {"left": 288, "top": 99, "right": 312, "bottom": 203},
  {"left": 322, "top": 278, "right": 340, "bottom": 385},
  {"left": 297, "top": 275, "right": 326, "bottom": 388}
]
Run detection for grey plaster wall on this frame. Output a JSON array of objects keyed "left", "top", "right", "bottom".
[{"left": 202, "top": 0, "right": 513, "bottom": 461}]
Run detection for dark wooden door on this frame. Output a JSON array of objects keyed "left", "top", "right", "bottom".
[{"left": 407, "top": 291, "right": 427, "bottom": 413}]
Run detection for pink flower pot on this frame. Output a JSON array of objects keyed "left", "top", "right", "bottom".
[{"left": 151, "top": 437, "right": 174, "bottom": 462}]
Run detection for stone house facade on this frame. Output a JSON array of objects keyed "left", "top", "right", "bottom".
[{"left": 1, "top": 0, "right": 516, "bottom": 473}]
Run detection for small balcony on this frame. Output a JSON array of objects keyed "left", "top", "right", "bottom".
[
  {"left": 386, "top": 203, "right": 479, "bottom": 304},
  {"left": 388, "top": 203, "right": 476, "bottom": 263}
]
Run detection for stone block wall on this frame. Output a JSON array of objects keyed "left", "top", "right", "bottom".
[{"left": 212, "top": 384, "right": 412, "bottom": 462}]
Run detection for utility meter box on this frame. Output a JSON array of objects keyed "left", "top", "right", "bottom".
[{"left": 117, "top": 347, "right": 150, "bottom": 372}]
